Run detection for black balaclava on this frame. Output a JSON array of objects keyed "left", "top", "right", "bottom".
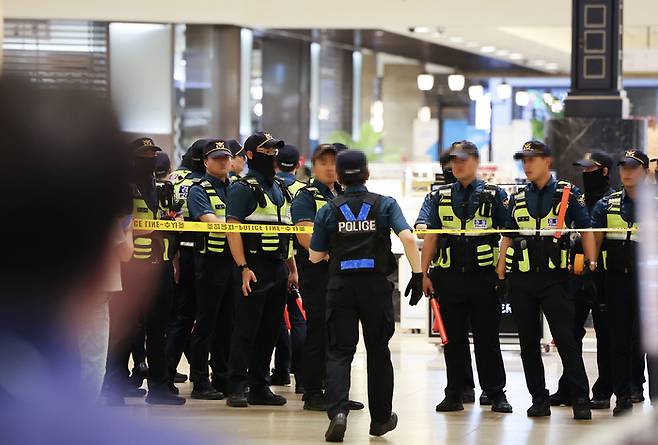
[
  {"left": 582, "top": 168, "right": 609, "bottom": 209},
  {"left": 132, "top": 156, "right": 157, "bottom": 183},
  {"left": 248, "top": 150, "right": 276, "bottom": 182}
]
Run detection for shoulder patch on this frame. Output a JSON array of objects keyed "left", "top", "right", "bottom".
[{"left": 577, "top": 194, "right": 586, "bottom": 207}]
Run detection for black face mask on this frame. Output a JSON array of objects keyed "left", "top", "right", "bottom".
[
  {"left": 132, "top": 156, "right": 157, "bottom": 182},
  {"left": 443, "top": 168, "right": 457, "bottom": 184},
  {"left": 248, "top": 152, "right": 276, "bottom": 182},
  {"left": 582, "top": 169, "right": 609, "bottom": 208}
]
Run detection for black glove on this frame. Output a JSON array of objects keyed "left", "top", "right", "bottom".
[
  {"left": 581, "top": 267, "right": 598, "bottom": 307},
  {"left": 405, "top": 272, "right": 424, "bottom": 306},
  {"left": 495, "top": 277, "right": 510, "bottom": 305}
]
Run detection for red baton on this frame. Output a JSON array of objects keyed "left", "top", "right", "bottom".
[
  {"left": 283, "top": 306, "right": 291, "bottom": 330},
  {"left": 295, "top": 297, "right": 307, "bottom": 321},
  {"left": 430, "top": 297, "right": 449, "bottom": 345}
]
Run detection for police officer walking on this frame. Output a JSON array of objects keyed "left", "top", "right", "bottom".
[
  {"left": 591, "top": 149, "right": 650, "bottom": 416},
  {"left": 225, "top": 131, "right": 298, "bottom": 407},
  {"left": 166, "top": 139, "right": 207, "bottom": 391},
  {"left": 185, "top": 140, "right": 236, "bottom": 399},
  {"left": 270, "top": 144, "right": 308, "bottom": 390},
  {"left": 496, "top": 140, "right": 595, "bottom": 420},
  {"left": 550, "top": 150, "right": 615, "bottom": 409},
  {"left": 420, "top": 141, "right": 512, "bottom": 413},
  {"left": 291, "top": 143, "right": 364, "bottom": 412},
  {"left": 309, "top": 150, "right": 424, "bottom": 442}
]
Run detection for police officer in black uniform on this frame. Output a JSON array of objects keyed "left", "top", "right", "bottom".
[
  {"left": 420, "top": 141, "right": 512, "bottom": 414},
  {"left": 185, "top": 140, "right": 236, "bottom": 399},
  {"left": 309, "top": 150, "right": 424, "bottom": 442},
  {"left": 165, "top": 139, "right": 207, "bottom": 391},
  {"left": 550, "top": 150, "right": 615, "bottom": 409},
  {"left": 591, "top": 149, "right": 650, "bottom": 415},
  {"left": 497, "top": 140, "right": 594, "bottom": 420},
  {"left": 228, "top": 139, "right": 246, "bottom": 179},
  {"left": 225, "top": 131, "right": 298, "bottom": 408}
]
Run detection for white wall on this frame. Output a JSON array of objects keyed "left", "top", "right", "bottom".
[{"left": 109, "top": 23, "right": 172, "bottom": 135}]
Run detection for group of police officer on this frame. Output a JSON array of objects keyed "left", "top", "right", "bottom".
[{"left": 106, "top": 130, "right": 654, "bottom": 442}]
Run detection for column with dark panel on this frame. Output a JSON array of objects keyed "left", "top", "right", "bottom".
[{"left": 546, "top": 0, "right": 646, "bottom": 188}]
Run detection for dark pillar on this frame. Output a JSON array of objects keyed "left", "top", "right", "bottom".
[
  {"left": 546, "top": 0, "right": 647, "bottom": 188},
  {"left": 261, "top": 36, "right": 310, "bottom": 149}
]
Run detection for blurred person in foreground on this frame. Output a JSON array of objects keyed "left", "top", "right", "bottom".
[{"left": 0, "top": 78, "right": 205, "bottom": 444}]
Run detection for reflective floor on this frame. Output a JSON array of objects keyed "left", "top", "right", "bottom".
[{"left": 121, "top": 329, "right": 653, "bottom": 445}]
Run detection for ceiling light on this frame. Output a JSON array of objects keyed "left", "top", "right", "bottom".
[
  {"left": 418, "top": 106, "right": 432, "bottom": 122},
  {"left": 497, "top": 82, "right": 512, "bottom": 100},
  {"left": 543, "top": 92, "right": 554, "bottom": 105},
  {"left": 515, "top": 90, "right": 530, "bottom": 107},
  {"left": 480, "top": 46, "right": 496, "bottom": 53},
  {"left": 447, "top": 74, "right": 465, "bottom": 91},
  {"left": 551, "top": 101, "right": 564, "bottom": 113},
  {"left": 466, "top": 41, "right": 479, "bottom": 48},
  {"left": 509, "top": 53, "right": 523, "bottom": 61},
  {"left": 417, "top": 73, "right": 435, "bottom": 91},
  {"left": 545, "top": 62, "right": 559, "bottom": 71},
  {"left": 532, "top": 60, "right": 546, "bottom": 67},
  {"left": 253, "top": 102, "right": 263, "bottom": 117},
  {"left": 495, "top": 49, "right": 509, "bottom": 56},
  {"left": 468, "top": 85, "right": 484, "bottom": 101},
  {"left": 448, "top": 36, "right": 464, "bottom": 43},
  {"left": 411, "top": 26, "right": 432, "bottom": 34}
]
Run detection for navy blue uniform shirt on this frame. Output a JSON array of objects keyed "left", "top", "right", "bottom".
[
  {"left": 310, "top": 185, "right": 411, "bottom": 252},
  {"left": 415, "top": 192, "right": 433, "bottom": 227},
  {"left": 591, "top": 187, "right": 635, "bottom": 228},
  {"left": 504, "top": 176, "right": 591, "bottom": 231},
  {"left": 226, "top": 170, "right": 285, "bottom": 222},
  {"left": 427, "top": 179, "right": 508, "bottom": 229},
  {"left": 275, "top": 171, "right": 297, "bottom": 188},
  {"left": 187, "top": 173, "right": 231, "bottom": 220},
  {"left": 291, "top": 179, "right": 337, "bottom": 224}
]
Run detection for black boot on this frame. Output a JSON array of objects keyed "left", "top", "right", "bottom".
[
  {"left": 174, "top": 372, "right": 188, "bottom": 383},
  {"left": 325, "top": 413, "right": 347, "bottom": 442},
  {"left": 479, "top": 393, "right": 491, "bottom": 406},
  {"left": 435, "top": 396, "right": 464, "bottom": 412},
  {"left": 226, "top": 392, "right": 248, "bottom": 408},
  {"left": 369, "top": 412, "right": 398, "bottom": 437},
  {"left": 527, "top": 398, "right": 551, "bottom": 417},
  {"left": 247, "top": 386, "right": 287, "bottom": 406},
  {"left": 549, "top": 391, "right": 571, "bottom": 406},
  {"left": 572, "top": 397, "right": 592, "bottom": 420},
  {"left": 269, "top": 369, "right": 291, "bottom": 386},
  {"left": 613, "top": 397, "right": 633, "bottom": 416},
  {"left": 589, "top": 397, "right": 610, "bottom": 410},
  {"left": 191, "top": 380, "right": 224, "bottom": 400},
  {"left": 145, "top": 389, "right": 186, "bottom": 405},
  {"left": 490, "top": 393, "right": 513, "bottom": 413},
  {"left": 304, "top": 392, "right": 328, "bottom": 411},
  {"left": 462, "top": 388, "right": 475, "bottom": 404},
  {"left": 129, "top": 362, "right": 148, "bottom": 389}
]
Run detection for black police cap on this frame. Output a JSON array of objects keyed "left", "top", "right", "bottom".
[
  {"left": 130, "top": 137, "right": 162, "bottom": 153},
  {"left": 312, "top": 143, "right": 348, "bottom": 162},
  {"left": 618, "top": 149, "right": 649, "bottom": 168},
  {"left": 154, "top": 151, "right": 171, "bottom": 176},
  {"left": 226, "top": 139, "right": 245, "bottom": 157},
  {"left": 244, "top": 131, "right": 285, "bottom": 152},
  {"left": 276, "top": 144, "right": 300, "bottom": 168},
  {"left": 573, "top": 149, "right": 613, "bottom": 170},
  {"left": 336, "top": 150, "right": 368, "bottom": 176},
  {"left": 449, "top": 140, "right": 479, "bottom": 159},
  {"left": 514, "top": 140, "right": 551, "bottom": 160},
  {"left": 203, "top": 139, "right": 232, "bottom": 159}
]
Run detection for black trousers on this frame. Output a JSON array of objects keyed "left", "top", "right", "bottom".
[
  {"left": 326, "top": 273, "right": 395, "bottom": 423},
  {"left": 228, "top": 257, "right": 288, "bottom": 395},
  {"left": 273, "top": 288, "right": 307, "bottom": 379},
  {"left": 189, "top": 253, "right": 235, "bottom": 391},
  {"left": 555, "top": 274, "right": 613, "bottom": 400},
  {"left": 165, "top": 246, "right": 196, "bottom": 381},
  {"left": 105, "top": 260, "right": 174, "bottom": 393},
  {"left": 510, "top": 272, "right": 590, "bottom": 400},
  {"left": 432, "top": 269, "right": 506, "bottom": 400},
  {"left": 300, "top": 260, "right": 330, "bottom": 395}
]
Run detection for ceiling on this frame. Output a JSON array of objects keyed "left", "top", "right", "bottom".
[{"left": 5, "top": 0, "right": 658, "bottom": 74}]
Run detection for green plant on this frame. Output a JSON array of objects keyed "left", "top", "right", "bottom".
[{"left": 325, "top": 123, "right": 403, "bottom": 162}]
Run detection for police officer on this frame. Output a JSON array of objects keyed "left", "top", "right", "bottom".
[
  {"left": 591, "top": 149, "right": 649, "bottom": 416},
  {"left": 550, "top": 150, "right": 615, "bottom": 409},
  {"left": 225, "top": 131, "right": 298, "bottom": 407},
  {"left": 496, "top": 140, "right": 594, "bottom": 420},
  {"left": 291, "top": 143, "right": 364, "bottom": 412},
  {"left": 228, "top": 139, "right": 246, "bottom": 179},
  {"left": 105, "top": 137, "right": 185, "bottom": 405},
  {"left": 414, "top": 145, "right": 481, "bottom": 406},
  {"left": 184, "top": 140, "right": 236, "bottom": 400},
  {"left": 165, "top": 139, "right": 207, "bottom": 391},
  {"left": 271, "top": 144, "right": 308, "bottom": 389},
  {"left": 420, "top": 141, "right": 512, "bottom": 413},
  {"left": 309, "top": 150, "right": 423, "bottom": 442}
]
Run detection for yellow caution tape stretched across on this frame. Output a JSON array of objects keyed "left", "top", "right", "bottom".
[
  {"left": 133, "top": 219, "right": 638, "bottom": 235},
  {"left": 133, "top": 219, "right": 313, "bottom": 233}
]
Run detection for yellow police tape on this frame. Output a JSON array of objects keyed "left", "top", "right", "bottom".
[{"left": 133, "top": 219, "right": 637, "bottom": 235}]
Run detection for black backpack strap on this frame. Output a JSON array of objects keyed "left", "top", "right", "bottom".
[
  {"left": 273, "top": 176, "right": 293, "bottom": 204},
  {"left": 239, "top": 176, "right": 267, "bottom": 208}
]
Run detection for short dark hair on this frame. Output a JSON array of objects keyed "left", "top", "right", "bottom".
[
  {"left": 338, "top": 169, "right": 369, "bottom": 187},
  {"left": 276, "top": 161, "right": 297, "bottom": 173},
  {"left": 1, "top": 78, "right": 130, "bottom": 304}
]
